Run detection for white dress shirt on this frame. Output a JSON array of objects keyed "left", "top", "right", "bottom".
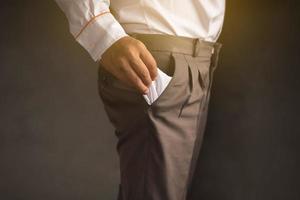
[
  {"left": 55, "top": 0, "right": 225, "bottom": 62},
  {"left": 55, "top": 0, "right": 225, "bottom": 104}
]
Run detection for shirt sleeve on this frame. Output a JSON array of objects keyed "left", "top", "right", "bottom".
[{"left": 54, "top": 0, "right": 129, "bottom": 62}]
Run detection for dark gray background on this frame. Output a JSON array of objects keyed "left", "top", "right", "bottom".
[{"left": 0, "top": 0, "right": 299, "bottom": 200}]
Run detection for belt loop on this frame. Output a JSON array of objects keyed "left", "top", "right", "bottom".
[
  {"left": 194, "top": 38, "right": 207, "bottom": 57},
  {"left": 192, "top": 38, "right": 199, "bottom": 57}
]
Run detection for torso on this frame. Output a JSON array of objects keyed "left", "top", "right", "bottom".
[{"left": 110, "top": 0, "right": 226, "bottom": 42}]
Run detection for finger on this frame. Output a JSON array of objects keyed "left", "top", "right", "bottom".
[
  {"left": 129, "top": 57, "right": 152, "bottom": 87},
  {"left": 119, "top": 60, "right": 149, "bottom": 94},
  {"left": 139, "top": 48, "right": 158, "bottom": 81}
]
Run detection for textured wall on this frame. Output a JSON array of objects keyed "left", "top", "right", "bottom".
[
  {"left": 0, "top": 0, "right": 299, "bottom": 200},
  {"left": 189, "top": 1, "right": 300, "bottom": 199},
  {"left": 0, "top": 1, "right": 119, "bottom": 199}
]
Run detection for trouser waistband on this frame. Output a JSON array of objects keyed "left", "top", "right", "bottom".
[{"left": 127, "top": 33, "right": 222, "bottom": 57}]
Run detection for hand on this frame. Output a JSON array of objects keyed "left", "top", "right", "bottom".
[{"left": 99, "top": 36, "right": 158, "bottom": 94}]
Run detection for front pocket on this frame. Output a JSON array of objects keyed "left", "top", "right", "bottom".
[{"left": 148, "top": 52, "right": 188, "bottom": 108}]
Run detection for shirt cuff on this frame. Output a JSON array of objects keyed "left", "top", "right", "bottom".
[{"left": 75, "top": 12, "right": 128, "bottom": 62}]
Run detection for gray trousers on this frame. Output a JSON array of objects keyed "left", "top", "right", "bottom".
[{"left": 97, "top": 33, "right": 222, "bottom": 200}]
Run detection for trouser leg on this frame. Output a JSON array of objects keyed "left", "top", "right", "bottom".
[{"left": 97, "top": 47, "right": 220, "bottom": 200}]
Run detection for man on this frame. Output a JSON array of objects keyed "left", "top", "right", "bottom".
[{"left": 55, "top": 0, "right": 225, "bottom": 199}]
